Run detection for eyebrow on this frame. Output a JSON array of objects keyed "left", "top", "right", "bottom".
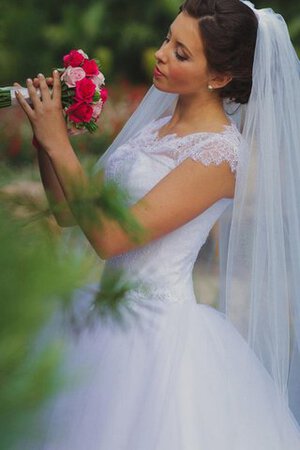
[{"left": 168, "top": 26, "right": 193, "bottom": 56}]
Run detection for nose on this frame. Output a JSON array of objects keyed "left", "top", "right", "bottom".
[{"left": 154, "top": 42, "right": 167, "bottom": 63}]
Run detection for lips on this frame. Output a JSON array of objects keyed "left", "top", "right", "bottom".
[{"left": 154, "top": 66, "right": 165, "bottom": 77}]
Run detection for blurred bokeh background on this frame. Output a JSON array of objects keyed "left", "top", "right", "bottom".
[
  {"left": 0, "top": 1, "right": 299, "bottom": 448},
  {"left": 1, "top": 0, "right": 299, "bottom": 167}
]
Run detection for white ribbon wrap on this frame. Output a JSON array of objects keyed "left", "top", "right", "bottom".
[{"left": 2, "top": 86, "right": 42, "bottom": 106}]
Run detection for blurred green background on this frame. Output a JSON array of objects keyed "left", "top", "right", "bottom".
[
  {"left": 0, "top": 0, "right": 299, "bottom": 167},
  {"left": 0, "top": 0, "right": 299, "bottom": 86},
  {"left": 0, "top": 1, "right": 299, "bottom": 448}
]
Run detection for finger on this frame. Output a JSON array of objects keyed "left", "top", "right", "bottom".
[
  {"left": 13, "top": 82, "right": 22, "bottom": 88},
  {"left": 52, "top": 70, "right": 61, "bottom": 104},
  {"left": 15, "top": 89, "right": 35, "bottom": 121},
  {"left": 37, "top": 73, "right": 51, "bottom": 102},
  {"left": 33, "top": 77, "right": 40, "bottom": 89},
  {"left": 32, "top": 77, "right": 53, "bottom": 96},
  {"left": 46, "top": 77, "right": 54, "bottom": 85},
  {"left": 26, "top": 78, "right": 41, "bottom": 110}
]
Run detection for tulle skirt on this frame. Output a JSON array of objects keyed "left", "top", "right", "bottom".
[{"left": 24, "top": 282, "right": 300, "bottom": 450}]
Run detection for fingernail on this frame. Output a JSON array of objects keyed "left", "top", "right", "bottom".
[
  {"left": 38, "top": 73, "right": 44, "bottom": 78},
  {"left": 27, "top": 78, "right": 32, "bottom": 84},
  {"left": 53, "top": 69, "right": 58, "bottom": 75}
]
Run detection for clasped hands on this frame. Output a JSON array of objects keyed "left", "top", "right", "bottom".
[{"left": 14, "top": 70, "right": 69, "bottom": 152}]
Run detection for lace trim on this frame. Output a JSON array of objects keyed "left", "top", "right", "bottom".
[
  {"left": 104, "top": 115, "right": 241, "bottom": 183},
  {"left": 103, "top": 253, "right": 186, "bottom": 305},
  {"left": 176, "top": 134, "right": 240, "bottom": 173},
  {"left": 129, "top": 115, "right": 241, "bottom": 174},
  {"left": 123, "top": 284, "right": 184, "bottom": 304}
]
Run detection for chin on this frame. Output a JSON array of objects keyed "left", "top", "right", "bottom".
[{"left": 153, "top": 78, "right": 178, "bottom": 94}]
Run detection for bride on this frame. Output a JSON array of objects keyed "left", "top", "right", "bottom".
[{"left": 15, "top": 0, "right": 300, "bottom": 448}]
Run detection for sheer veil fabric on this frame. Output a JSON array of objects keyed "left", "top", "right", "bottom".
[{"left": 94, "top": 1, "right": 300, "bottom": 427}]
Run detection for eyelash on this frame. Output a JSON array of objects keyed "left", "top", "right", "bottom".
[{"left": 163, "top": 36, "right": 187, "bottom": 61}]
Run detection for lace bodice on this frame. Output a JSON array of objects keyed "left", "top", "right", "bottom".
[{"left": 101, "top": 115, "right": 242, "bottom": 304}]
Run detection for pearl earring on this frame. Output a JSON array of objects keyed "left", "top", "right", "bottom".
[{"left": 208, "top": 84, "right": 214, "bottom": 91}]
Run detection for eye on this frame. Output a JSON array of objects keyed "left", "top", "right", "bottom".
[
  {"left": 175, "top": 52, "right": 187, "bottom": 61},
  {"left": 162, "top": 36, "right": 188, "bottom": 62}
]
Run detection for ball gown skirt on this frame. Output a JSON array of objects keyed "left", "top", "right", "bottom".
[{"left": 23, "top": 279, "right": 300, "bottom": 450}]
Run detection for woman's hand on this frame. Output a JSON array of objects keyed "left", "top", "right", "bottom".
[
  {"left": 14, "top": 76, "right": 54, "bottom": 92},
  {"left": 14, "top": 70, "right": 69, "bottom": 152},
  {"left": 14, "top": 76, "right": 54, "bottom": 150}
]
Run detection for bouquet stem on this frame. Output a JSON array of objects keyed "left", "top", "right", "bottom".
[
  {"left": 0, "top": 86, "right": 75, "bottom": 108},
  {"left": 0, "top": 86, "right": 43, "bottom": 107}
]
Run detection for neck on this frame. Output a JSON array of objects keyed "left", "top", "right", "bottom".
[{"left": 170, "top": 91, "right": 228, "bottom": 128}]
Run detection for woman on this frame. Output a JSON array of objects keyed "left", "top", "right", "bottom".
[{"left": 16, "top": 0, "right": 300, "bottom": 448}]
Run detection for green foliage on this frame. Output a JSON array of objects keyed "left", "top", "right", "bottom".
[
  {"left": 160, "top": 0, "right": 182, "bottom": 16},
  {"left": 142, "top": 47, "right": 159, "bottom": 80},
  {"left": 0, "top": 158, "right": 148, "bottom": 447},
  {"left": 0, "top": 0, "right": 299, "bottom": 86},
  {"left": 0, "top": 198, "right": 88, "bottom": 448},
  {"left": 0, "top": 0, "right": 177, "bottom": 85},
  {"left": 89, "top": 268, "right": 141, "bottom": 328},
  {"left": 94, "top": 46, "right": 113, "bottom": 76},
  {"left": 288, "top": 16, "right": 300, "bottom": 51},
  {"left": 255, "top": 0, "right": 300, "bottom": 56},
  {"left": 0, "top": 3, "right": 50, "bottom": 82}
]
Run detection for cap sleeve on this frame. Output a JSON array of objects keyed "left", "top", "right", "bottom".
[{"left": 176, "top": 131, "right": 241, "bottom": 175}]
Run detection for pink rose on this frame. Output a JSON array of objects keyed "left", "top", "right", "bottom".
[
  {"left": 82, "top": 59, "right": 100, "bottom": 76},
  {"left": 63, "top": 49, "right": 85, "bottom": 68},
  {"left": 66, "top": 101, "right": 94, "bottom": 123},
  {"left": 74, "top": 78, "right": 96, "bottom": 103},
  {"left": 100, "top": 87, "right": 108, "bottom": 104},
  {"left": 61, "top": 66, "right": 86, "bottom": 88},
  {"left": 92, "top": 100, "right": 103, "bottom": 119},
  {"left": 91, "top": 72, "right": 105, "bottom": 88}
]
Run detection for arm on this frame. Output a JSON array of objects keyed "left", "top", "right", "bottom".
[
  {"left": 14, "top": 79, "right": 76, "bottom": 227},
  {"left": 36, "top": 143, "right": 77, "bottom": 227},
  {"left": 46, "top": 143, "right": 235, "bottom": 260},
  {"left": 15, "top": 71, "right": 236, "bottom": 260}
]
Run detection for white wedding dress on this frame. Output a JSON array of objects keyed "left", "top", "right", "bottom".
[{"left": 26, "top": 115, "right": 300, "bottom": 449}]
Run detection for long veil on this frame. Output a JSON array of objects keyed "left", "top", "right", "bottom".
[
  {"left": 94, "top": 1, "right": 300, "bottom": 427},
  {"left": 219, "top": 2, "right": 300, "bottom": 426}
]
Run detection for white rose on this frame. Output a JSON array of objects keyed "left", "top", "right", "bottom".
[
  {"left": 92, "top": 72, "right": 105, "bottom": 88},
  {"left": 77, "top": 49, "right": 89, "bottom": 59},
  {"left": 92, "top": 100, "right": 103, "bottom": 119}
]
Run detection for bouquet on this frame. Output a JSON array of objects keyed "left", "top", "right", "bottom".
[{"left": 0, "top": 49, "right": 108, "bottom": 135}]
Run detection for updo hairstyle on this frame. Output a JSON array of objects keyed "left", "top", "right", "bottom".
[{"left": 179, "top": 0, "right": 258, "bottom": 104}]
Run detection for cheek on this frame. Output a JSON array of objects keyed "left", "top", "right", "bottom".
[
  {"left": 168, "top": 61, "right": 208, "bottom": 88},
  {"left": 168, "top": 67, "right": 202, "bottom": 92},
  {"left": 168, "top": 65, "right": 190, "bottom": 83}
]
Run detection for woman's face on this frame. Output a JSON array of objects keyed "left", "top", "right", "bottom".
[{"left": 154, "top": 11, "right": 213, "bottom": 95}]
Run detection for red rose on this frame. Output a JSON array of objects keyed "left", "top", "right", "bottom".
[
  {"left": 75, "top": 78, "right": 96, "bottom": 102},
  {"left": 100, "top": 87, "right": 108, "bottom": 104},
  {"left": 63, "top": 50, "right": 85, "bottom": 68},
  {"left": 66, "top": 101, "right": 94, "bottom": 123},
  {"left": 82, "top": 59, "right": 100, "bottom": 76}
]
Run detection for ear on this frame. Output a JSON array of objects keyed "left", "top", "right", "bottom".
[{"left": 209, "top": 72, "right": 233, "bottom": 89}]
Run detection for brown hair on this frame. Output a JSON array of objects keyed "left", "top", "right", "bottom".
[{"left": 179, "top": 0, "right": 258, "bottom": 104}]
